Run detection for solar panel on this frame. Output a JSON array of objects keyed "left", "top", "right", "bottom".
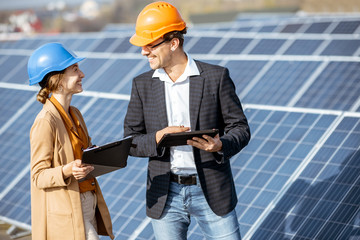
[
  {"left": 331, "top": 20, "right": 360, "bottom": 34},
  {"left": 91, "top": 38, "right": 117, "bottom": 52},
  {"left": 280, "top": 23, "right": 303, "bottom": 33},
  {"left": 305, "top": 22, "right": 331, "bottom": 33},
  {"left": 249, "top": 39, "right": 287, "bottom": 55},
  {"left": 295, "top": 61, "right": 360, "bottom": 111},
  {"left": 283, "top": 39, "right": 323, "bottom": 55},
  {"left": 187, "top": 37, "right": 222, "bottom": 54},
  {"left": 84, "top": 59, "right": 141, "bottom": 93},
  {"left": 241, "top": 61, "right": 321, "bottom": 106},
  {"left": 73, "top": 38, "right": 99, "bottom": 51},
  {"left": 0, "top": 13, "right": 359, "bottom": 240},
  {"left": 321, "top": 39, "right": 360, "bottom": 56},
  {"left": 217, "top": 38, "right": 252, "bottom": 54},
  {"left": 258, "top": 25, "right": 277, "bottom": 32},
  {"left": 249, "top": 113, "right": 360, "bottom": 240}
]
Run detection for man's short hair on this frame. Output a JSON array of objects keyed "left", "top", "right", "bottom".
[{"left": 163, "top": 28, "right": 187, "bottom": 47}]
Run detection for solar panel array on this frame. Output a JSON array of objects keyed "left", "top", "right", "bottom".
[{"left": 0, "top": 13, "right": 359, "bottom": 240}]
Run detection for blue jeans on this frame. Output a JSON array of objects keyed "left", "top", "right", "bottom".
[{"left": 151, "top": 181, "right": 241, "bottom": 240}]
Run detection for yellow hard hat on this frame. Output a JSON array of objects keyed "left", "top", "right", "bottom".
[{"left": 130, "top": 1, "right": 186, "bottom": 47}]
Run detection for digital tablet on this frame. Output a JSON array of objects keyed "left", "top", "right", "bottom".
[{"left": 157, "top": 129, "right": 219, "bottom": 148}]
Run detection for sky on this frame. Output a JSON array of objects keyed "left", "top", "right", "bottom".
[{"left": 0, "top": 0, "right": 113, "bottom": 11}]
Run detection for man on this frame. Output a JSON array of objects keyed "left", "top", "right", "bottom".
[{"left": 124, "top": 2, "right": 250, "bottom": 239}]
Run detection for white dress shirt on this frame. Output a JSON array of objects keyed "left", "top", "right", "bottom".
[{"left": 153, "top": 53, "right": 200, "bottom": 175}]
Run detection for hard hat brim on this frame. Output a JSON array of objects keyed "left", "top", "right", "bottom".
[{"left": 129, "top": 33, "right": 159, "bottom": 47}]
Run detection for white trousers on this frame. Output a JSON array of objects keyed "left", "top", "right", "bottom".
[{"left": 80, "top": 191, "right": 99, "bottom": 240}]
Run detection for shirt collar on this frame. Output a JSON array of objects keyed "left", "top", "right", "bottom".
[{"left": 153, "top": 52, "right": 200, "bottom": 83}]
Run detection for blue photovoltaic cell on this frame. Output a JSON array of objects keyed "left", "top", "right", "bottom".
[
  {"left": 183, "top": 36, "right": 193, "bottom": 49},
  {"left": 80, "top": 98, "right": 129, "bottom": 144},
  {"left": 112, "top": 37, "right": 133, "bottom": 53},
  {"left": 216, "top": 27, "right": 232, "bottom": 32},
  {"left": 295, "top": 61, "right": 360, "bottom": 111},
  {"left": 5, "top": 38, "right": 46, "bottom": 50},
  {"left": 73, "top": 38, "right": 99, "bottom": 51},
  {"left": 85, "top": 59, "right": 140, "bottom": 93},
  {"left": 0, "top": 41, "right": 13, "bottom": 49},
  {"left": 23, "top": 39, "right": 51, "bottom": 51},
  {"left": 0, "top": 96, "right": 40, "bottom": 224},
  {"left": 80, "top": 58, "right": 108, "bottom": 85},
  {"left": 92, "top": 38, "right": 118, "bottom": 52},
  {"left": 331, "top": 20, "right": 360, "bottom": 34},
  {"left": 0, "top": 56, "right": 28, "bottom": 82},
  {"left": 59, "top": 38, "right": 83, "bottom": 49},
  {"left": 225, "top": 60, "right": 267, "bottom": 96},
  {"left": 1, "top": 56, "right": 29, "bottom": 84},
  {"left": 96, "top": 159, "right": 148, "bottom": 239},
  {"left": 280, "top": 23, "right": 303, "bottom": 33},
  {"left": 0, "top": 173, "right": 31, "bottom": 226},
  {"left": 258, "top": 25, "right": 277, "bottom": 32},
  {"left": 187, "top": 37, "right": 221, "bottom": 54},
  {"left": 0, "top": 39, "right": 22, "bottom": 49},
  {"left": 284, "top": 39, "right": 323, "bottom": 55},
  {"left": 199, "top": 59, "right": 221, "bottom": 66},
  {"left": 250, "top": 116, "right": 360, "bottom": 240},
  {"left": 0, "top": 89, "right": 35, "bottom": 126},
  {"left": 217, "top": 38, "right": 252, "bottom": 54},
  {"left": 230, "top": 108, "right": 352, "bottom": 239},
  {"left": 249, "top": 39, "right": 286, "bottom": 55},
  {"left": 237, "top": 27, "right": 253, "bottom": 32},
  {"left": 305, "top": 22, "right": 331, "bottom": 33},
  {"left": 71, "top": 94, "right": 95, "bottom": 108},
  {"left": 320, "top": 39, "right": 360, "bottom": 56},
  {"left": 243, "top": 61, "right": 320, "bottom": 106}
]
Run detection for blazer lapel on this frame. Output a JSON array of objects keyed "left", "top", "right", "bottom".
[
  {"left": 189, "top": 75, "right": 204, "bottom": 130},
  {"left": 152, "top": 77, "right": 168, "bottom": 129}
]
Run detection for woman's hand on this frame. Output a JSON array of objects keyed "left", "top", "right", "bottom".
[
  {"left": 71, "top": 159, "right": 94, "bottom": 180},
  {"left": 62, "top": 160, "right": 94, "bottom": 180}
]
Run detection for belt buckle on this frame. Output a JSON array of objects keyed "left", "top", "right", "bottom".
[{"left": 177, "top": 175, "right": 184, "bottom": 184}]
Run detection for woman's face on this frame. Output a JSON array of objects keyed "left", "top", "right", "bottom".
[{"left": 61, "top": 63, "right": 85, "bottom": 95}]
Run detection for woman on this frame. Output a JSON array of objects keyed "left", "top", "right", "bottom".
[{"left": 28, "top": 42, "right": 114, "bottom": 240}]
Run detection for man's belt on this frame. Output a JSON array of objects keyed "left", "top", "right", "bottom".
[{"left": 170, "top": 173, "right": 197, "bottom": 185}]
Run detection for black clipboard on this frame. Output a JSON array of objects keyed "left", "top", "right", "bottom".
[
  {"left": 157, "top": 129, "right": 219, "bottom": 148},
  {"left": 80, "top": 136, "right": 133, "bottom": 181}
]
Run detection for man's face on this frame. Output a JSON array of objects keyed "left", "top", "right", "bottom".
[{"left": 141, "top": 38, "right": 171, "bottom": 70}]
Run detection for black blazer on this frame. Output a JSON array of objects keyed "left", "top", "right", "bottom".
[{"left": 124, "top": 60, "right": 250, "bottom": 219}]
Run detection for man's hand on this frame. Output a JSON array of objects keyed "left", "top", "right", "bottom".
[
  {"left": 156, "top": 126, "right": 190, "bottom": 143},
  {"left": 187, "top": 134, "right": 222, "bottom": 152}
]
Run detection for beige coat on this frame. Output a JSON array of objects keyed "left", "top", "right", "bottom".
[{"left": 30, "top": 99, "right": 114, "bottom": 240}]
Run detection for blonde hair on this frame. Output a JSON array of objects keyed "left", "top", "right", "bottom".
[{"left": 36, "top": 71, "right": 64, "bottom": 104}]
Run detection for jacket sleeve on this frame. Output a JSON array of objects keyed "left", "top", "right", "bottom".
[
  {"left": 218, "top": 67, "right": 251, "bottom": 162},
  {"left": 123, "top": 78, "right": 161, "bottom": 158},
  {"left": 30, "top": 117, "right": 71, "bottom": 189}
]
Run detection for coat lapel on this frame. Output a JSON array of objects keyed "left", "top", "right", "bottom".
[
  {"left": 152, "top": 77, "right": 168, "bottom": 129},
  {"left": 189, "top": 75, "right": 204, "bottom": 130}
]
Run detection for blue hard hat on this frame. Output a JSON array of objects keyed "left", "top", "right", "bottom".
[{"left": 27, "top": 42, "right": 85, "bottom": 86}]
